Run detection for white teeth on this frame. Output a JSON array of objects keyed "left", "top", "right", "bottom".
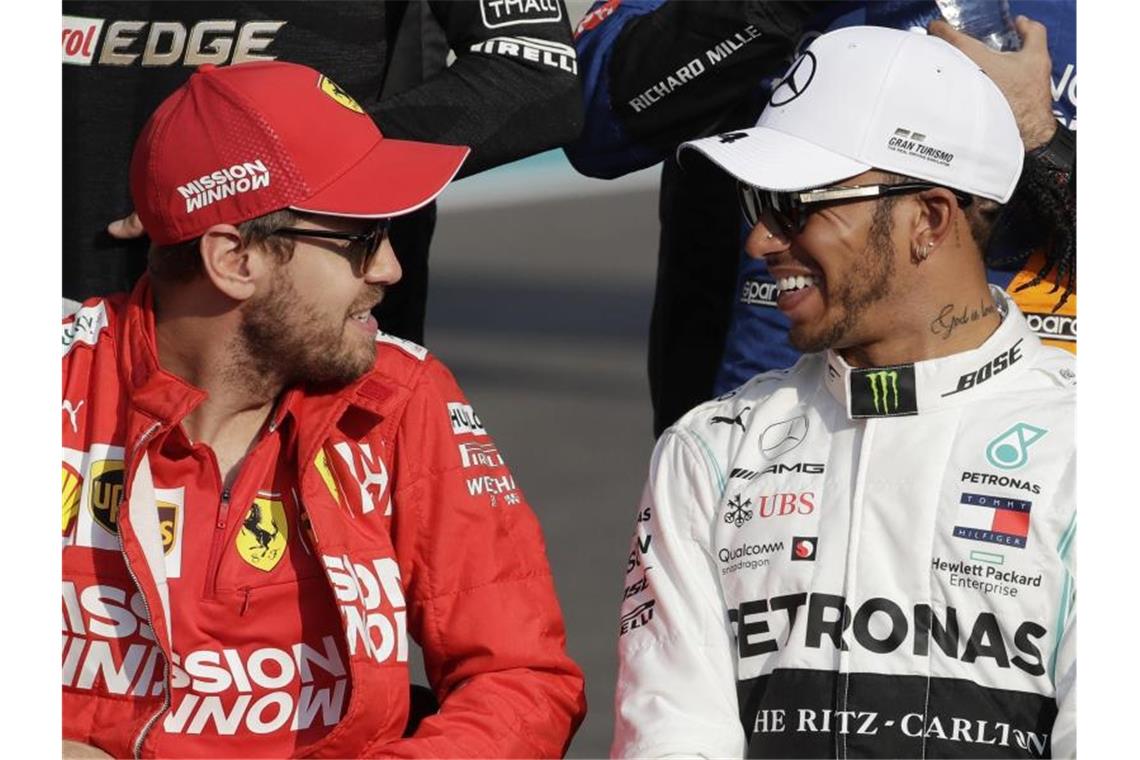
[{"left": 776, "top": 275, "right": 819, "bottom": 295}]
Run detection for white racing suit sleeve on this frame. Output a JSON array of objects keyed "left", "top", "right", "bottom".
[
  {"left": 1051, "top": 455, "right": 1077, "bottom": 758},
  {"left": 612, "top": 430, "right": 745, "bottom": 758}
]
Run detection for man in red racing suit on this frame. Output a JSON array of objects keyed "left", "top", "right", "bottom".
[{"left": 61, "top": 60, "right": 585, "bottom": 758}]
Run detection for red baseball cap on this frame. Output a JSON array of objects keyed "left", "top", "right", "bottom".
[{"left": 130, "top": 61, "right": 470, "bottom": 245}]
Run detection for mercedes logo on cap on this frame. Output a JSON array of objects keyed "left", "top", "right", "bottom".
[{"left": 769, "top": 51, "right": 816, "bottom": 107}]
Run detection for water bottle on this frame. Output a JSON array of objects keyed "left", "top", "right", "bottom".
[{"left": 934, "top": 0, "right": 1022, "bottom": 51}]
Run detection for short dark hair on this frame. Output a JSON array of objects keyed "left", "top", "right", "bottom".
[{"left": 147, "top": 208, "right": 301, "bottom": 283}]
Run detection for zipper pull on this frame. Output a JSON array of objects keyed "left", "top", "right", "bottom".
[
  {"left": 217, "top": 488, "right": 230, "bottom": 529},
  {"left": 240, "top": 587, "right": 252, "bottom": 616}
]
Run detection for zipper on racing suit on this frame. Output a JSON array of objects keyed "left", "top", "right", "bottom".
[
  {"left": 120, "top": 422, "right": 171, "bottom": 760},
  {"left": 203, "top": 484, "right": 231, "bottom": 599}
]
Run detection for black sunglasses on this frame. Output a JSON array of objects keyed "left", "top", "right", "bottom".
[
  {"left": 738, "top": 181, "right": 973, "bottom": 235},
  {"left": 272, "top": 218, "right": 391, "bottom": 276}
]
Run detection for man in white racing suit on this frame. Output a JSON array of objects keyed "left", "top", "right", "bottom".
[{"left": 613, "top": 26, "right": 1075, "bottom": 760}]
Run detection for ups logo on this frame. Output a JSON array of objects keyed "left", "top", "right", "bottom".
[
  {"left": 236, "top": 495, "right": 289, "bottom": 572},
  {"left": 157, "top": 501, "right": 179, "bottom": 555},
  {"left": 89, "top": 459, "right": 124, "bottom": 534}
]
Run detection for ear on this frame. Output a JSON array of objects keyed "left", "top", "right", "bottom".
[
  {"left": 908, "top": 187, "right": 959, "bottom": 264},
  {"left": 198, "top": 224, "right": 270, "bottom": 301}
]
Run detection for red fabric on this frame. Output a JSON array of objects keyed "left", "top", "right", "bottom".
[{"left": 62, "top": 279, "right": 585, "bottom": 757}]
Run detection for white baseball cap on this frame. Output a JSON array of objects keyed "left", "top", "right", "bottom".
[{"left": 680, "top": 26, "right": 1024, "bottom": 203}]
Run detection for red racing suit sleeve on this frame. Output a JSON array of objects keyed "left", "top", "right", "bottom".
[{"left": 370, "top": 357, "right": 586, "bottom": 758}]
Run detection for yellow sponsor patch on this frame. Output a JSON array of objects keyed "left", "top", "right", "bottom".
[
  {"left": 89, "top": 459, "right": 125, "bottom": 535},
  {"left": 318, "top": 75, "right": 364, "bottom": 114},
  {"left": 315, "top": 448, "right": 341, "bottom": 503},
  {"left": 236, "top": 495, "right": 288, "bottom": 572},
  {"left": 62, "top": 463, "right": 82, "bottom": 535}
]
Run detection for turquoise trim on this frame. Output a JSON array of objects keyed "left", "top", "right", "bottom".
[
  {"left": 1050, "top": 514, "right": 1076, "bottom": 681},
  {"left": 688, "top": 431, "right": 727, "bottom": 496}
]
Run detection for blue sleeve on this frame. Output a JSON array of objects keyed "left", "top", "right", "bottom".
[{"left": 563, "top": 0, "right": 668, "bottom": 179}]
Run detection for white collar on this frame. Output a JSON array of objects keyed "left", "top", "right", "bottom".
[{"left": 824, "top": 287, "right": 1042, "bottom": 419}]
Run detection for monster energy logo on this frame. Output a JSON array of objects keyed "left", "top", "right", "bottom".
[
  {"left": 850, "top": 364, "right": 917, "bottom": 418},
  {"left": 866, "top": 370, "right": 900, "bottom": 414}
]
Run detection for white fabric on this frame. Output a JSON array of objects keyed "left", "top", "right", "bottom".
[
  {"left": 680, "top": 26, "right": 1024, "bottom": 202},
  {"left": 613, "top": 293, "right": 1075, "bottom": 758}
]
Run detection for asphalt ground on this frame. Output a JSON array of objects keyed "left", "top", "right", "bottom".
[{"left": 425, "top": 175, "right": 663, "bottom": 757}]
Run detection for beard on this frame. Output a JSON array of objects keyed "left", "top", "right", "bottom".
[
  {"left": 238, "top": 267, "right": 379, "bottom": 389},
  {"left": 788, "top": 201, "right": 897, "bottom": 354}
]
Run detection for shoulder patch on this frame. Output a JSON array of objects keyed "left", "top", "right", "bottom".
[
  {"left": 62, "top": 301, "right": 109, "bottom": 357},
  {"left": 480, "top": 0, "right": 563, "bottom": 29},
  {"left": 374, "top": 331, "right": 428, "bottom": 361}
]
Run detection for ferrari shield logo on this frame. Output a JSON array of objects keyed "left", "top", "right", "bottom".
[
  {"left": 62, "top": 463, "right": 82, "bottom": 536},
  {"left": 318, "top": 75, "right": 364, "bottom": 114},
  {"left": 89, "top": 459, "right": 125, "bottom": 534},
  {"left": 315, "top": 448, "right": 341, "bottom": 503},
  {"left": 236, "top": 495, "right": 288, "bottom": 571}
]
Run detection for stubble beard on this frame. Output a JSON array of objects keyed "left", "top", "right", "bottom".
[
  {"left": 788, "top": 200, "right": 897, "bottom": 354},
  {"left": 239, "top": 267, "right": 377, "bottom": 389}
]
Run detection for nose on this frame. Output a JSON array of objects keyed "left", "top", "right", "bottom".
[
  {"left": 743, "top": 212, "right": 790, "bottom": 260},
  {"left": 365, "top": 236, "right": 402, "bottom": 286}
]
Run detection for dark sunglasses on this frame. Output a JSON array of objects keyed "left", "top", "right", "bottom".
[
  {"left": 272, "top": 218, "right": 391, "bottom": 276},
  {"left": 737, "top": 181, "right": 973, "bottom": 235}
]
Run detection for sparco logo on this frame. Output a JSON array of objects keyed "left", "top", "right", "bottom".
[
  {"left": 177, "top": 160, "right": 271, "bottom": 214},
  {"left": 741, "top": 278, "right": 778, "bottom": 307},
  {"left": 62, "top": 17, "right": 285, "bottom": 67},
  {"left": 726, "top": 592, "right": 1047, "bottom": 676},
  {"left": 769, "top": 51, "right": 816, "bottom": 107},
  {"left": 943, "top": 340, "right": 1022, "bottom": 397},
  {"left": 866, "top": 370, "right": 900, "bottom": 414},
  {"left": 1025, "top": 312, "right": 1076, "bottom": 342}
]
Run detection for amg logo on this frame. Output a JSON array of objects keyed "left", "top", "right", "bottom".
[
  {"left": 176, "top": 160, "right": 271, "bottom": 213},
  {"left": 942, "top": 340, "right": 1022, "bottom": 397},
  {"left": 62, "top": 17, "right": 285, "bottom": 67},
  {"left": 730, "top": 467, "right": 761, "bottom": 480},
  {"left": 759, "top": 462, "right": 824, "bottom": 476}
]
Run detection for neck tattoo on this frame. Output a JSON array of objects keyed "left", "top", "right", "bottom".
[{"left": 929, "top": 298, "right": 998, "bottom": 341}]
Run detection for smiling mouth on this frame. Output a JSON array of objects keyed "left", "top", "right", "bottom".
[{"left": 775, "top": 274, "right": 821, "bottom": 297}]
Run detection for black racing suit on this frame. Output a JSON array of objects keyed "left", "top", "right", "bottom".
[{"left": 63, "top": 0, "right": 582, "bottom": 343}]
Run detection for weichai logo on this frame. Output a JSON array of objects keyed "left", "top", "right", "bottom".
[{"left": 88, "top": 459, "right": 125, "bottom": 534}]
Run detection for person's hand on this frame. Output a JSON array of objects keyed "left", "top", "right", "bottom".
[
  {"left": 107, "top": 211, "right": 145, "bottom": 239},
  {"left": 62, "top": 740, "right": 112, "bottom": 758},
  {"left": 928, "top": 15, "right": 1057, "bottom": 150}
]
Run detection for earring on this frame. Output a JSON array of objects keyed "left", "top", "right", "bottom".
[{"left": 915, "top": 241, "right": 933, "bottom": 261}]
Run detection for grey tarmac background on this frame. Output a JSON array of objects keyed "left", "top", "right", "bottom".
[
  {"left": 425, "top": 153, "right": 663, "bottom": 756},
  {"left": 422, "top": 3, "right": 665, "bottom": 753}
]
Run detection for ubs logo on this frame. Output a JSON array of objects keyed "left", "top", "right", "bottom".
[{"left": 769, "top": 51, "right": 816, "bottom": 107}]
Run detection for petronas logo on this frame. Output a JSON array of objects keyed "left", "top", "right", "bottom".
[{"left": 866, "top": 370, "right": 900, "bottom": 414}]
